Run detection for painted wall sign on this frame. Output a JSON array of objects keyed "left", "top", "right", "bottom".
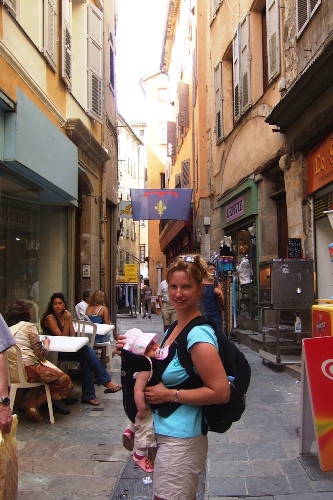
[
  {"left": 300, "top": 337, "right": 333, "bottom": 471},
  {"left": 225, "top": 195, "right": 245, "bottom": 223},
  {"left": 308, "top": 131, "right": 333, "bottom": 194}
]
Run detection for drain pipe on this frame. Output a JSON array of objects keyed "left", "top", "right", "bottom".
[{"left": 100, "top": 161, "right": 107, "bottom": 290}]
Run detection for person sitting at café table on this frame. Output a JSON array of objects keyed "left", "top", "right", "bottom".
[
  {"left": 5, "top": 300, "right": 73, "bottom": 422},
  {"left": 86, "top": 289, "right": 117, "bottom": 342},
  {"left": 41, "top": 293, "right": 121, "bottom": 406}
]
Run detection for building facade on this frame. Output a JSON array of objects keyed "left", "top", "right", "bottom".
[{"left": 0, "top": 0, "right": 118, "bottom": 322}]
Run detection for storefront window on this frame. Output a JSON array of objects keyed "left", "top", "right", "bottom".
[{"left": 0, "top": 168, "right": 71, "bottom": 326}]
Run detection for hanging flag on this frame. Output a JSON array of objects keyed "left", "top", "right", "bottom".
[
  {"left": 130, "top": 189, "right": 192, "bottom": 221},
  {"left": 119, "top": 200, "right": 133, "bottom": 219}
]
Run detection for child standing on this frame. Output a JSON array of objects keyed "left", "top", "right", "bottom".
[{"left": 121, "top": 328, "right": 167, "bottom": 473}]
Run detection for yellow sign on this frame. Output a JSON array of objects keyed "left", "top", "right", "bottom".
[{"left": 124, "top": 264, "right": 138, "bottom": 283}]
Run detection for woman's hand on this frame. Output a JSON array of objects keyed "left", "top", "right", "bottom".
[
  {"left": 115, "top": 334, "right": 126, "bottom": 354},
  {"left": 63, "top": 309, "right": 72, "bottom": 321},
  {"left": 43, "top": 337, "right": 50, "bottom": 349},
  {"left": 145, "top": 382, "right": 171, "bottom": 405}
]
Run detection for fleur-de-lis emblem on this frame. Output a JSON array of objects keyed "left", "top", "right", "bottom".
[
  {"left": 155, "top": 199, "right": 166, "bottom": 216},
  {"left": 120, "top": 204, "right": 132, "bottom": 216}
]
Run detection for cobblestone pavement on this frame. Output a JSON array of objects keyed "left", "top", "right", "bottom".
[{"left": 15, "top": 312, "right": 333, "bottom": 499}]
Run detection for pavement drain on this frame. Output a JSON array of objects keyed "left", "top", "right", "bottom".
[
  {"left": 298, "top": 454, "right": 333, "bottom": 481},
  {"left": 110, "top": 455, "right": 206, "bottom": 499}
]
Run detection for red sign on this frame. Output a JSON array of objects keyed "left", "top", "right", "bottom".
[
  {"left": 308, "top": 131, "right": 333, "bottom": 194},
  {"left": 302, "top": 337, "right": 333, "bottom": 471}
]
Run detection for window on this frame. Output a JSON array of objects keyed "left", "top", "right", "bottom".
[
  {"left": 139, "top": 129, "right": 145, "bottom": 137},
  {"left": 233, "top": 14, "right": 251, "bottom": 122},
  {"left": 87, "top": 4, "right": 103, "bottom": 122},
  {"left": 267, "top": 0, "right": 280, "bottom": 83},
  {"left": 181, "top": 159, "right": 190, "bottom": 188},
  {"left": 2, "top": 0, "right": 18, "bottom": 17},
  {"left": 61, "top": 0, "right": 72, "bottom": 88},
  {"left": 140, "top": 245, "right": 146, "bottom": 263},
  {"left": 212, "top": 0, "right": 222, "bottom": 20},
  {"left": 44, "top": 0, "right": 56, "bottom": 70},
  {"left": 167, "top": 122, "right": 176, "bottom": 163},
  {"left": 178, "top": 82, "right": 189, "bottom": 128},
  {"left": 160, "top": 173, "right": 166, "bottom": 189},
  {"left": 297, "top": 0, "right": 321, "bottom": 37},
  {"left": 109, "top": 29, "right": 115, "bottom": 90},
  {"left": 214, "top": 62, "right": 223, "bottom": 143}
]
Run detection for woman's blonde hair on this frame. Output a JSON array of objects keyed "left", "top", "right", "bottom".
[
  {"left": 89, "top": 289, "right": 107, "bottom": 306},
  {"left": 166, "top": 254, "right": 209, "bottom": 287}
]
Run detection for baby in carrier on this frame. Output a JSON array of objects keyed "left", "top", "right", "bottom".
[{"left": 121, "top": 328, "right": 168, "bottom": 473}]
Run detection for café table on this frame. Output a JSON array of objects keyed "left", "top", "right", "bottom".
[{"left": 45, "top": 335, "right": 89, "bottom": 365}]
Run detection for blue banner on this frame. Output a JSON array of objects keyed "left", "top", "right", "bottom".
[{"left": 130, "top": 189, "right": 192, "bottom": 221}]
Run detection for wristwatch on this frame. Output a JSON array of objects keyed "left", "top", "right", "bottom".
[{"left": 0, "top": 396, "right": 10, "bottom": 406}]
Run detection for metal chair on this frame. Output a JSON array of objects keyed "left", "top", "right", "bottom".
[{"left": 6, "top": 344, "right": 55, "bottom": 424}]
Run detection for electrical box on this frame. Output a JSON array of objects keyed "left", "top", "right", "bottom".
[{"left": 259, "top": 259, "right": 314, "bottom": 310}]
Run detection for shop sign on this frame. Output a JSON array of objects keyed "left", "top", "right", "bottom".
[
  {"left": 225, "top": 196, "right": 244, "bottom": 223},
  {"left": 124, "top": 263, "right": 138, "bottom": 283},
  {"left": 308, "top": 131, "right": 333, "bottom": 194},
  {"left": 0, "top": 208, "right": 28, "bottom": 229}
]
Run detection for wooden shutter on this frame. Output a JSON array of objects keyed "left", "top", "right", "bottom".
[
  {"left": 44, "top": 0, "right": 56, "bottom": 70},
  {"left": 214, "top": 61, "right": 223, "bottom": 143},
  {"left": 232, "top": 26, "right": 241, "bottom": 121},
  {"left": 240, "top": 14, "right": 251, "bottom": 113},
  {"left": 61, "top": 0, "right": 72, "bottom": 88},
  {"left": 87, "top": 4, "right": 103, "bottom": 122},
  {"left": 2, "top": 0, "right": 17, "bottom": 16},
  {"left": 178, "top": 82, "right": 189, "bottom": 128},
  {"left": 181, "top": 159, "right": 190, "bottom": 188},
  {"left": 297, "top": 0, "right": 321, "bottom": 36},
  {"left": 267, "top": 0, "right": 280, "bottom": 83},
  {"left": 167, "top": 121, "right": 176, "bottom": 160}
]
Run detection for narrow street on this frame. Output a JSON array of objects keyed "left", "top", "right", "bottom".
[{"left": 15, "top": 313, "right": 333, "bottom": 499}]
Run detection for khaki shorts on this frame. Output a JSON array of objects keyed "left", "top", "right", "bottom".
[
  {"left": 161, "top": 303, "right": 177, "bottom": 327},
  {"left": 153, "top": 433, "right": 208, "bottom": 500}
]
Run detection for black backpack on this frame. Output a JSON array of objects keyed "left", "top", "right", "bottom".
[{"left": 160, "top": 316, "right": 251, "bottom": 433}]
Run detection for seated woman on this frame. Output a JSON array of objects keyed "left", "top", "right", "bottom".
[
  {"left": 41, "top": 293, "right": 121, "bottom": 406},
  {"left": 5, "top": 300, "right": 73, "bottom": 422},
  {"left": 85, "top": 289, "right": 116, "bottom": 343}
]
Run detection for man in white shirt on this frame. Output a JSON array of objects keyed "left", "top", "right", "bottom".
[
  {"left": 157, "top": 279, "right": 177, "bottom": 332},
  {"left": 74, "top": 289, "right": 92, "bottom": 320}
]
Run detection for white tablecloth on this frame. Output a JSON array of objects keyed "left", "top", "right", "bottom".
[{"left": 44, "top": 335, "right": 89, "bottom": 364}]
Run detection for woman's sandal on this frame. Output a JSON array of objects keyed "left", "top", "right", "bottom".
[
  {"left": 21, "top": 402, "right": 44, "bottom": 422},
  {"left": 81, "top": 398, "right": 100, "bottom": 406},
  {"left": 104, "top": 384, "right": 122, "bottom": 394}
]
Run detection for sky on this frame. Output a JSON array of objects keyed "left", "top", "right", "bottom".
[{"left": 115, "top": 0, "right": 168, "bottom": 123}]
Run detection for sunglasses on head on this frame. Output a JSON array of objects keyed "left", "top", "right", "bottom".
[{"left": 180, "top": 255, "right": 200, "bottom": 265}]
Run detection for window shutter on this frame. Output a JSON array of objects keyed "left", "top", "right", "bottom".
[
  {"left": 44, "top": 0, "right": 56, "bottom": 70},
  {"left": 109, "top": 28, "right": 115, "bottom": 89},
  {"left": 233, "top": 27, "right": 241, "bottom": 121},
  {"left": 240, "top": 14, "right": 251, "bottom": 113},
  {"left": 167, "top": 121, "right": 176, "bottom": 160},
  {"left": 87, "top": 4, "right": 103, "bottom": 123},
  {"left": 178, "top": 82, "right": 189, "bottom": 128},
  {"left": 61, "top": 0, "right": 72, "bottom": 88},
  {"left": 2, "top": 0, "right": 17, "bottom": 16},
  {"left": 181, "top": 159, "right": 190, "bottom": 188},
  {"left": 297, "top": 0, "right": 321, "bottom": 36},
  {"left": 267, "top": 0, "right": 280, "bottom": 83},
  {"left": 214, "top": 61, "right": 223, "bottom": 143}
]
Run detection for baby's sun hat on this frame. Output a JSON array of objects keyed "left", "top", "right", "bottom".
[{"left": 124, "top": 328, "right": 158, "bottom": 355}]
